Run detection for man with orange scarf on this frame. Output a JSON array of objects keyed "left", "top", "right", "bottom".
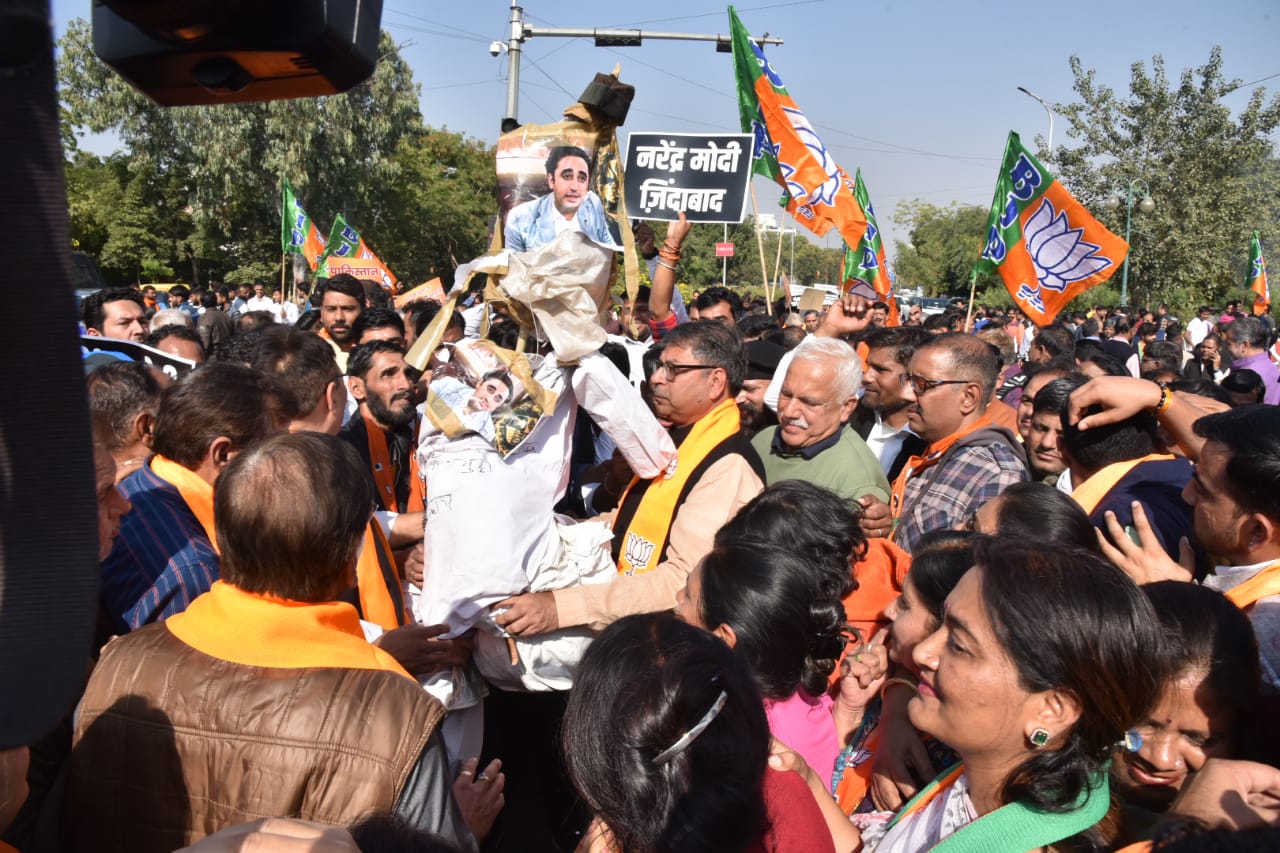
[
  {"left": 495, "top": 320, "right": 765, "bottom": 635},
  {"left": 98, "top": 363, "right": 288, "bottom": 636},
  {"left": 876, "top": 333, "right": 1027, "bottom": 552},
  {"left": 71, "top": 433, "right": 490, "bottom": 851}
]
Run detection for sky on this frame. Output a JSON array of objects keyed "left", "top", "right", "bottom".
[{"left": 51, "top": 0, "right": 1278, "bottom": 261}]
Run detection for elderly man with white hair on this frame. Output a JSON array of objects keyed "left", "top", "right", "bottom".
[{"left": 750, "top": 336, "right": 890, "bottom": 503}]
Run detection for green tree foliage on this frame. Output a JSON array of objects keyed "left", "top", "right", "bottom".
[
  {"left": 57, "top": 19, "right": 485, "bottom": 284},
  {"left": 891, "top": 201, "right": 996, "bottom": 297},
  {"left": 1053, "top": 48, "right": 1280, "bottom": 312},
  {"left": 380, "top": 131, "right": 498, "bottom": 284}
]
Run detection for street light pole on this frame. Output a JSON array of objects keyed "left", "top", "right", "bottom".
[
  {"left": 1016, "top": 86, "right": 1054, "bottom": 152},
  {"left": 499, "top": 0, "right": 783, "bottom": 130},
  {"left": 1104, "top": 179, "right": 1155, "bottom": 307}
]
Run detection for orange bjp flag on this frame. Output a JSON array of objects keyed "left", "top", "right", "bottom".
[
  {"left": 730, "top": 7, "right": 866, "bottom": 249},
  {"left": 974, "top": 132, "right": 1128, "bottom": 326}
]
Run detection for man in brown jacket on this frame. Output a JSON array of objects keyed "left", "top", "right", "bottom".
[{"left": 70, "top": 432, "right": 494, "bottom": 852}]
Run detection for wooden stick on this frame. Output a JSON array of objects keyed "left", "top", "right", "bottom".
[
  {"left": 770, "top": 220, "right": 785, "bottom": 307},
  {"left": 964, "top": 271, "right": 978, "bottom": 331},
  {"left": 749, "top": 183, "right": 773, "bottom": 315}
]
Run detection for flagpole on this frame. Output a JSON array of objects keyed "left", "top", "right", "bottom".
[
  {"left": 770, "top": 220, "right": 785, "bottom": 308},
  {"left": 280, "top": 253, "right": 288, "bottom": 303},
  {"left": 749, "top": 183, "right": 773, "bottom": 315},
  {"left": 964, "top": 270, "right": 978, "bottom": 331}
]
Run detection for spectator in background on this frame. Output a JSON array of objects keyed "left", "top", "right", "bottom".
[
  {"left": 82, "top": 288, "right": 147, "bottom": 343},
  {"left": 1186, "top": 305, "right": 1215, "bottom": 350},
  {"left": 197, "top": 290, "right": 234, "bottom": 351},
  {"left": 853, "top": 326, "right": 928, "bottom": 481},
  {"left": 694, "top": 286, "right": 742, "bottom": 328},
  {"left": 148, "top": 325, "right": 205, "bottom": 364},
  {"left": 167, "top": 284, "right": 198, "bottom": 319},
  {"left": 1183, "top": 333, "right": 1228, "bottom": 385},
  {"left": 1223, "top": 316, "right": 1280, "bottom": 404}
]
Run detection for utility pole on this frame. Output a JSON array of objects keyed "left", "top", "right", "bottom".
[{"left": 495, "top": 1, "right": 783, "bottom": 131}]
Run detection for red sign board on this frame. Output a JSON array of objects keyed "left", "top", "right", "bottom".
[{"left": 715, "top": 242, "right": 735, "bottom": 258}]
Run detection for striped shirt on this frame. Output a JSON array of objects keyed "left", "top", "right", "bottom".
[{"left": 100, "top": 464, "right": 220, "bottom": 634}]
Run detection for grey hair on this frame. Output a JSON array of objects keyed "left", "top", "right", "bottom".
[
  {"left": 1226, "top": 316, "right": 1267, "bottom": 350},
  {"left": 788, "top": 336, "right": 862, "bottom": 401},
  {"left": 150, "top": 308, "right": 193, "bottom": 333}
]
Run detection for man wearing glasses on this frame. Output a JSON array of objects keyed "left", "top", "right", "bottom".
[
  {"left": 876, "top": 333, "right": 1028, "bottom": 552},
  {"left": 496, "top": 321, "right": 765, "bottom": 636}
]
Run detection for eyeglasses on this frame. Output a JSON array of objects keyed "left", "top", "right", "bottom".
[
  {"left": 905, "top": 374, "right": 972, "bottom": 396},
  {"left": 655, "top": 361, "right": 718, "bottom": 380}
]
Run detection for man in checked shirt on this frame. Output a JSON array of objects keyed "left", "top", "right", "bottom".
[{"left": 871, "top": 332, "right": 1028, "bottom": 552}]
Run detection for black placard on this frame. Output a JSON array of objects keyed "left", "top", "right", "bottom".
[{"left": 624, "top": 133, "right": 752, "bottom": 224}]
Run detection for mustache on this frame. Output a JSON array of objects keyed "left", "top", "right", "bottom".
[{"left": 783, "top": 416, "right": 810, "bottom": 430}]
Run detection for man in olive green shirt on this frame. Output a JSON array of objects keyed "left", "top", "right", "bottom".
[{"left": 751, "top": 336, "right": 890, "bottom": 504}]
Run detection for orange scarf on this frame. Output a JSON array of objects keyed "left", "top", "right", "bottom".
[
  {"left": 166, "top": 581, "right": 410, "bottom": 678},
  {"left": 890, "top": 415, "right": 993, "bottom": 523},
  {"left": 1226, "top": 560, "right": 1280, "bottom": 610},
  {"left": 362, "top": 414, "right": 425, "bottom": 513},
  {"left": 149, "top": 455, "right": 218, "bottom": 551},
  {"left": 357, "top": 520, "right": 408, "bottom": 630},
  {"left": 1070, "top": 452, "right": 1175, "bottom": 516}
]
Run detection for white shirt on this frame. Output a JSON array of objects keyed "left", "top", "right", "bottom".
[
  {"left": 1187, "top": 316, "right": 1213, "bottom": 348},
  {"left": 863, "top": 411, "right": 917, "bottom": 477},
  {"left": 245, "top": 295, "right": 275, "bottom": 314}
]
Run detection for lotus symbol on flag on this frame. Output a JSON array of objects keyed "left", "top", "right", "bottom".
[
  {"left": 782, "top": 107, "right": 840, "bottom": 206},
  {"left": 1025, "top": 198, "right": 1113, "bottom": 292}
]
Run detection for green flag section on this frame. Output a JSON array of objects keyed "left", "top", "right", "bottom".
[
  {"left": 281, "top": 179, "right": 327, "bottom": 270},
  {"left": 1249, "top": 230, "right": 1270, "bottom": 315},
  {"left": 974, "top": 132, "right": 1128, "bottom": 326},
  {"left": 728, "top": 7, "right": 866, "bottom": 247},
  {"left": 316, "top": 214, "right": 398, "bottom": 290},
  {"left": 841, "top": 169, "right": 899, "bottom": 325}
]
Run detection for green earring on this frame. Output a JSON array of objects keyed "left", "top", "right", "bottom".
[{"left": 1029, "top": 728, "right": 1052, "bottom": 749}]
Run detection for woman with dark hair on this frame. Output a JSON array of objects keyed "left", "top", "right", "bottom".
[
  {"left": 967, "top": 481, "right": 1101, "bottom": 552},
  {"left": 562, "top": 613, "right": 834, "bottom": 853},
  {"left": 715, "top": 480, "right": 863, "bottom": 601},
  {"left": 858, "top": 538, "right": 1163, "bottom": 851},
  {"left": 833, "top": 532, "right": 976, "bottom": 814},
  {"left": 884, "top": 532, "right": 975, "bottom": 680},
  {"left": 1113, "top": 582, "right": 1260, "bottom": 839},
  {"left": 716, "top": 480, "right": 909, "bottom": 670},
  {"left": 676, "top": 539, "right": 849, "bottom": 788}
]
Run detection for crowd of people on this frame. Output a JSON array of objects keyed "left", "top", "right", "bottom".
[{"left": 5, "top": 161, "right": 1280, "bottom": 853}]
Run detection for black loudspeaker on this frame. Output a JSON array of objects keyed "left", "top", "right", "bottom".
[{"left": 92, "top": 0, "right": 383, "bottom": 106}]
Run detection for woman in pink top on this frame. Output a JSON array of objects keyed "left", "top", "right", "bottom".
[{"left": 676, "top": 538, "right": 849, "bottom": 784}]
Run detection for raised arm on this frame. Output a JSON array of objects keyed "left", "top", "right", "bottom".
[
  {"left": 1066, "top": 375, "right": 1228, "bottom": 462},
  {"left": 648, "top": 212, "right": 692, "bottom": 326}
]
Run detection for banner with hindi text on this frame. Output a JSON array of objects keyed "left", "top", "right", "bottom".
[
  {"left": 623, "top": 132, "right": 752, "bottom": 223},
  {"left": 316, "top": 213, "right": 398, "bottom": 290}
]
